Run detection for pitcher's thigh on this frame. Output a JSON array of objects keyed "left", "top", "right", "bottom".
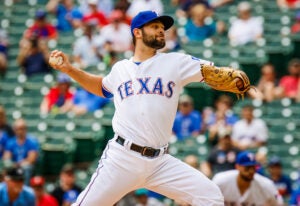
[
  {"left": 72, "top": 143, "right": 141, "bottom": 206},
  {"left": 147, "top": 155, "right": 224, "bottom": 206}
]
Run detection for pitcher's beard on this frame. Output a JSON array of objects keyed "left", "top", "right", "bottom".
[{"left": 142, "top": 30, "right": 165, "bottom": 49}]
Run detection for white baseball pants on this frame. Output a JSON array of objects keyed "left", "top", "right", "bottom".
[{"left": 72, "top": 136, "right": 224, "bottom": 206}]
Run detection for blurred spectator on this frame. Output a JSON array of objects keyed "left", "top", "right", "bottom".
[
  {"left": 0, "top": 166, "right": 35, "bottom": 206},
  {"left": 277, "top": 0, "right": 300, "bottom": 9},
  {"left": 3, "top": 119, "right": 39, "bottom": 185},
  {"left": 213, "top": 151, "right": 283, "bottom": 205},
  {"left": 0, "top": 29, "right": 8, "bottom": 77},
  {"left": 72, "top": 23, "right": 106, "bottom": 69},
  {"left": 173, "top": 0, "right": 211, "bottom": 18},
  {"left": 201, "top": 130, "right": 240, "bottom": 178},
  {"left": 228, "top": 1, "right": 263, "bottom": 46},
  {"left": 172, "top": 94, "right": 202, "bottom": 141},
  {"left": 231, "top": 105, "right": 268, "bottom": 150},
  {"left": 23, "top": 9, "right": 58, "bottom": 40},
  {"left": 71, "top": 87, "right": 110, "bottom": 116},
  {"left": 202, "top": 94, "right": 238, "bottom": 134},
  {"left": 79, "top": 0, "right": 113, "bottom": 17},
  {"left": 82, "top": 0, "right": 109, "bottom": 28},
  {"left": 207, "top": 111, "right": 232, "bottom": 146},
  {"left": 46, "top": 0, "right": 83, "bottom": 32},
  {"left": 51, "top": 164, "right": 82, "bottom": 206},
  {"left": 267, "top": 156, "right": 292, "bottom": 199},
  {"left": 40, "top": 73, "right": 74, "bottom": 114},
  {"left": 256, "top": 63, "right": 281, "bottom": 102},
  {"left": 114, "top": 0, "right": 131, "bottom": 24},
  {"left": 30, "top": 176, "right": 59, "bottom": 206},
  {"left": 289, "top": 186, "right": 300, "bottom": 205},
  {"left": 291, "top": 11, "right": 300, "bottom": 33},
  {"left": 100, "top": 10, "right": 132, "bottom": 53},
  {"left": 0, "top": 106, "right": 14, "bottom": 158},
  {"left": 184, "top": 3, "right": 224, "bottom": 42},
  {"left": 134, "top": 188, "right": 164, "bottom": 206},
  {"left": 184, "top": 154, "right": 200, "bottom": 170},
  {"left": 160, "top": 26, "right": 181, "bottom": 52},
  {"left": 126, "top": 0, "right": 163, "bottom": 18},
  {"left": 278, "top": 58, "right": 300, "bottom": 100},
  {"left": 17, "top": 37, "right": 51, "bottom": 77}
]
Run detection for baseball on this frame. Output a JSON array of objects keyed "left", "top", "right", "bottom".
[{"left": 49, "top": 55, "right": 63, "bottom": 66}]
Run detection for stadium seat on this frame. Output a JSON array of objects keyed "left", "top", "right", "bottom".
[{"left": 41, "top": 136, "right": 76, "bottom": 176}]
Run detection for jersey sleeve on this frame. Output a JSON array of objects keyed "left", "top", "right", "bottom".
[
  {"left": 178, "top": 53, "right": 213, "bottom": 86},
  {"left": 102, "top": 64, "right": 118, "bottom": 98}
]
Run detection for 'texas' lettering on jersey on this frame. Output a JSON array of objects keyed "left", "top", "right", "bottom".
[{"left": 117, "top": 77, "right": 176, "bottom": 100}]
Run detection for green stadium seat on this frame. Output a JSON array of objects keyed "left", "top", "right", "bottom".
[
  {"left": 73, "top": 129, "right": 106, "bottom": 164},
  {"left": 41, "top": 136, "right": 76, "bottom": 176}
]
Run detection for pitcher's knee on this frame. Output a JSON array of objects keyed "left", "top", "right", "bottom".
[{"left": 191, "top": 181, "right": 224, "bottom": 206}]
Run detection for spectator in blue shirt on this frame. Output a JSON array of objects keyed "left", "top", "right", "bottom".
[
  {"left": 184, "top": 3, "right": 225, "bottom": 42},
  {"left": 46, "top": 0, "right": 83, "bottom": 32},
  {"left": 0, "top": 166, "right": 35, "bottom": 206},
  {"left": 267, "top": 156, "right": 292, "bottom": 199},
  {"left": 0, "top": 106, "right": 14, "bottom": 158},
  {"left": 71, "top": 87, "right": 110, "bottom": 116},
  {"left": 17, "top": 37, "right": 51, "bottom": 77},
  {"left": 0, "top": 29, "right": 8, "bottom": 77},
  {"left": 289, "top": 187, "right": 300, "bottom": 206},
  {"left": 173, "top": 94, "right": 202, "bottom": 141},
  {"left": 3, "top": 119, "right": 39, "bottom": 185}
]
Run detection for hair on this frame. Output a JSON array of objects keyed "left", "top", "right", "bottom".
[
  {"left": 216, "top": 94, "right": 233, "bottom": 107},
  {"left": 288, "top": 58, "right": 300, "bottom": 69},
  {"left": 242, "top": 104, "right": 254, "bottom": 111},
  {"left": 132, "top": 35, "right": 136, "bottom": 46}
]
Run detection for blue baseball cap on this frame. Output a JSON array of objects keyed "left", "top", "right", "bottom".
[
  {"left": 268, "top": 156, "right": 282, "bottom": 167},
  {"left": 130, "top": 11, "right": 174, "bottom": 35},
  {"left": 35, "top": 9, "right": 47, "bottom": 19},
  {"left": 57, "top": 73, "right": 71, "bottom": 83},
  {"left": 236, "top": 151, "right": 258, "bottom": 166}
]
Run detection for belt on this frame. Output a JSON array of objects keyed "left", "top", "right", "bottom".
[{"left": 116, "top": 136, "right": 166, "bottom": 158}]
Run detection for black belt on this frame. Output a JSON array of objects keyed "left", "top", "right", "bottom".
[{"left": 116, "top": 136, "right": 166, "bottom": 158}]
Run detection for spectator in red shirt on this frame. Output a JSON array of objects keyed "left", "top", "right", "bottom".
[
  {"left": 277, "top": 0, "right": 300, "bottom": 9},
  {"left": 40, "top": 73, "right": 74, "bottom": 114},
  {"left": 82, "top": 0, "right": 108, "bottom": 28},
  {"left": 24, "top": 9, "right": 58, "bottom": 40},
  {"left": 30, "top": 176, "right": 59, "bottom": 206},
  {"left": 278, "top": 58, "right": 300, "bottom": 100},
  {"left": 256, "top": 63, "right": 281, "bottom": 102},
  {"left": 291, "top": 11, "right": 300, "bottom": 34}
]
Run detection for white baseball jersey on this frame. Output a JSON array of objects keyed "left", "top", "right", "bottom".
[
  {"left": 102, "top": 52, "right": 212, "bottom": 148},
  {"left": 212, "top": 170, "right": 283, "bottom": 206},
  {"left": 232, "top": 118, "right": 268, "bottom": 146}
]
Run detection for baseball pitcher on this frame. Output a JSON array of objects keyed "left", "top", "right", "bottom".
[{"left": 49, "top": 10, "right": 252, "bottom": 206}]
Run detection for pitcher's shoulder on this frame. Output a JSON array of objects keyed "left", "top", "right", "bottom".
[{"left": 162, "top": 52, "right": 188, "bottom": 59}]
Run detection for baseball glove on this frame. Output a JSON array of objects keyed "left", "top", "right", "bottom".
[{"left": 201, "top": 64, "right": 252, "bottom": 99}]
